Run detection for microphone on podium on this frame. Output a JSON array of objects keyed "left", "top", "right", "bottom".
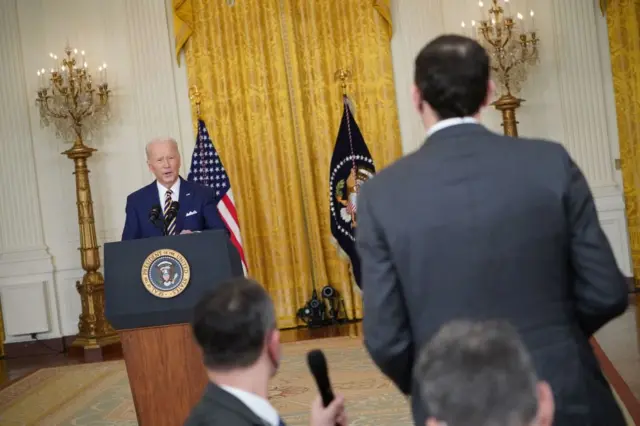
[
  {"left": 165, "top": 201, "right": 180, "bottom": 222},
  {"left": 306, "top": 349, "right": 335, "bottom": 407},
  {"left": 149, "top": 205, "right": 162, "bottom": 224}
]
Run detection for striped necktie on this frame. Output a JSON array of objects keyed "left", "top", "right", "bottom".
[{"left": 163, "top": 189, "right": 176, "bottom": 235}]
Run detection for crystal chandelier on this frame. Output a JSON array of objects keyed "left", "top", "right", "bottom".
[
  {"left": 35, "top": 46, "right": 110, "bottom": 143},
  {"left": 462, "top": 0, "right": 540, "bottom": 136}
]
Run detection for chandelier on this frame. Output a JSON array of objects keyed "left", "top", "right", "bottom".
[
  {"left": 462, "top": 0, "right": 540, "bottom": 136},
  {"left": 35, "top": 46, "right": 110, "bottom": 143}
]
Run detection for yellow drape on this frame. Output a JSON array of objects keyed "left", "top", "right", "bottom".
[
  {"left": 374, "top": 0, "right": 392, "bottom": 37},
  {"left": 605, "top": 1, "right": 640, "bottom": 289},
  {"left": 172, "top": 0, "right": 193, "bottom": 64},
  {"left": 176, "top": 0, "right": 401, "bottom": 327},
  {"left": 173, "top": 0, "right": 393, "bottom": 60}
]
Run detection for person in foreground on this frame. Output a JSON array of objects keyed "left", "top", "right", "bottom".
[
  {"left": 356, "top": 34, "right": 628, "bottom": 425},
  {"left": 185, "top": 277, "right": 348, "bottom": 426},
  {"left": 121, "top": 137, "right": 225, "bottom": 240},
  {"left": 415, "top": 320, "right": 554, "bottom": 426}
]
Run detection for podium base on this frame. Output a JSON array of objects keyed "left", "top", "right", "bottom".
[{"left": 68, "top": 335, "right": 122, "bottom": 363}]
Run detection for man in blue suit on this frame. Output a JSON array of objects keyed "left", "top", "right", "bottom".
[{"left": 121, "top": 137, "right": 226, "bottom": 240}]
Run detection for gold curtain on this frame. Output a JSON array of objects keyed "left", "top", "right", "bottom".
[
  {"left": 605, "top": 1, "right": 640, "bottom": 288},
  {"left": 174, "top": 0, "right": 402, "bottom": 327}
]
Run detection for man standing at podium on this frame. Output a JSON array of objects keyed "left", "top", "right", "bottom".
[{"left": 121, "top": 137, "right": 226, "bottom": 240}]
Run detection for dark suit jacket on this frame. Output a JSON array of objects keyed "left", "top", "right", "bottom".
[
  {"left": 122, "top": 177, "right": 225, "bottom": 240},
  {"left": 356, "top": 123, "right": 628, "bottom": 426},
  {"left": 184, "top": 383, "right": 271, "bottom": 426}
]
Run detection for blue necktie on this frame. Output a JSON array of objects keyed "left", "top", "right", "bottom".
[{"left": 278, "top": 419, "right": 286, "bottom": 426}]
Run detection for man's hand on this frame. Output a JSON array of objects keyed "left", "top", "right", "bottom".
[
  {"left": 180, "top": 230, "right": 193, "bottom": 234},
  {"left": 310, "top": 394, "right": 347, "bottom": 426}
]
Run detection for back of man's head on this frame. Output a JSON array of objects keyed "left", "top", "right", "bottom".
[
  {"left": 192, "top": 277, "right": 277, "bottom": 371},
  {"left": 415, "top": 320, "right": 554, "bottom": 426},
  {"left": 414, "top": 34, "right": 491, "bottom": 119}
]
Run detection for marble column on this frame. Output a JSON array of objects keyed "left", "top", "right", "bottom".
[
  {"left": 551, "top": 0, "right": 618, "bottom": 190},
  {"left": 0, "top": 0, "right": 57, "bottom": 341},
  {"left": 125, "top": 0, "right": 183, "bottom": 149}
]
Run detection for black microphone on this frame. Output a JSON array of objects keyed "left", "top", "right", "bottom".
[
  {"left": 307, "top": 349, "right": 335, "bottom": 407},
  {"left": 165, "top": 201, "right": 180, "bottom": 223},
  {"left": 149, "top": 205, "right": 161, "bottom": 224}
]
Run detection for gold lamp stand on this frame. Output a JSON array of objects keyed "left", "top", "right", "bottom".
[
  {"left": 64, "top": 140, "right": 119, "bottom": 359},
  {"left": 492, "top": 94, "right": 523, "bottom": 137},
  {"left": 36, "top": 46, "right": 119, "bottom": 361}
]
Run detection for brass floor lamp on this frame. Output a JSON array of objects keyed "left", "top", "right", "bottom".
[{"left": 36, "top": 46, "right": 119, "bottom": 360}]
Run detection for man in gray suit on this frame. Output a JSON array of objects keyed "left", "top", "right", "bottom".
[
  {"left": 185, "top": 277, "right": 347, "bottom": 426},
  {"left": 356, "top": 34, "right": 628, "bottom": 426}
]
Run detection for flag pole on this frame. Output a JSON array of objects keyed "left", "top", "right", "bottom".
[
  {"left": 334, "top": 68, "right": 351, "bottom": 96},
  {"left": 334, "top": 69, "right": 357, "bottom": 185},
  {"left": 333, "top": 69, "right": 360, "bottom": 292},
  {"left": 189, "top": 85, "right": 202, "bottom": 118}
]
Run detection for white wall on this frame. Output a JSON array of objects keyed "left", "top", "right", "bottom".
[
  {"left": 390, "top": 0, "right": 632, "bottom": 276},
  {"left": 0, "top": 0, "right": 632, "bottom": 343}
]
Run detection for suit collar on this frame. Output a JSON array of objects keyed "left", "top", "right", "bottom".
[
  {"left": 421, "top": 122, "right": 491, "bottom": 149},
  {"left": 204, "top": 382, "right": 269, "bottom": 425},
  {"left": 426, "top": 117, "right": 478, "bottom": 138},
  {"left": 156, "top": 178, "right": 181, "bottom": 199}
]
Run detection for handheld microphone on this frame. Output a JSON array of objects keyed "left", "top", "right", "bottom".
[
  {"left": 306, "top": 349, "right": 335, "bottom": 407},
  {"left": 149, "top": 205, "right": 161, "bottom": 224}
]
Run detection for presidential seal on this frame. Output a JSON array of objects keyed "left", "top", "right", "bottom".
[
  {"left": 141, "top": 249, "right": 191, "bottom": 298},
  {"left": 329, "top": 156, "right": 375, "bottom": 242}
]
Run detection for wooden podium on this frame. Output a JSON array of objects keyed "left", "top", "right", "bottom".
[
  {"left": 120, "top": 325, "right": 208, "bottom": 425},
  {"left": 104, "top": 231, "right": 243, "bottom": 426}
]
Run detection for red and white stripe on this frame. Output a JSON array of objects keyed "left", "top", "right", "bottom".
[{"left": 216, "top": 189, "right": 248, "bottom": 275}]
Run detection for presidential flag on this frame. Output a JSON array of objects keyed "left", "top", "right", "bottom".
[
  {"left": 188, "top": 119, "right": 248, "bottom": 274},
  {"left": 329, "top": 96, "right": 375, "bottom": 289}
]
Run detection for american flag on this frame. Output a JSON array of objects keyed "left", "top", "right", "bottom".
[{"left": 187, "top": 119, "right": 248, "bottom": 274}]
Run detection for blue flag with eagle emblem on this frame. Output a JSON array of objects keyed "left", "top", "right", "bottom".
[{"left": 329, "top": 96, "right": 375, "bottom": 289}]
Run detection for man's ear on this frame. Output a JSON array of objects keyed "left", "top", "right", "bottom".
[
  {"left": 266, "top": 329, "right": 281, "bottom": 370},
  {"left": 412, "top": 83, "right": 424, "bottom": 114},
  {"left": 535, "top": 381, "right": 554, "bottom": 426}
]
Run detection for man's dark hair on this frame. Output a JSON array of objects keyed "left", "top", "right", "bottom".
[
  {"left": 191, "top": 277, "right": 276, "bottom": 370},
  {"left": 415, "top": 320, "right": 538, "bottom": 426},
  {"left": 414, "top": 34, "right": 490, "bottom": 119}
]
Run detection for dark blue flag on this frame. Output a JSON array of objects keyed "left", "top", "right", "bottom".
[{"left": 329, "top": 96, "right": 376, "bottom": 289}]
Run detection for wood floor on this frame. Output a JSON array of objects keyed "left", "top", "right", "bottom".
[{"left": 0, "top": 322, "right": 363, "bottom": 388}]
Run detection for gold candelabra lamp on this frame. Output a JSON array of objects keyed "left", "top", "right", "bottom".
[
  {"left": 463, "top": 0, "right": 540, "bottom": 136},
  {"left": 36, "top": 45, "right": 119, "bottom": 359}
]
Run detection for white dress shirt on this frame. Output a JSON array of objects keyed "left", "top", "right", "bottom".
[
  {"left": 220, "top": 385, "right": 280, "bottom": 426},
  {"left": 426, "top": 116, "right": 478, "bottom": 138},
  {"left": 157, "top": 179, "right": 180, "bottom": 207}
]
